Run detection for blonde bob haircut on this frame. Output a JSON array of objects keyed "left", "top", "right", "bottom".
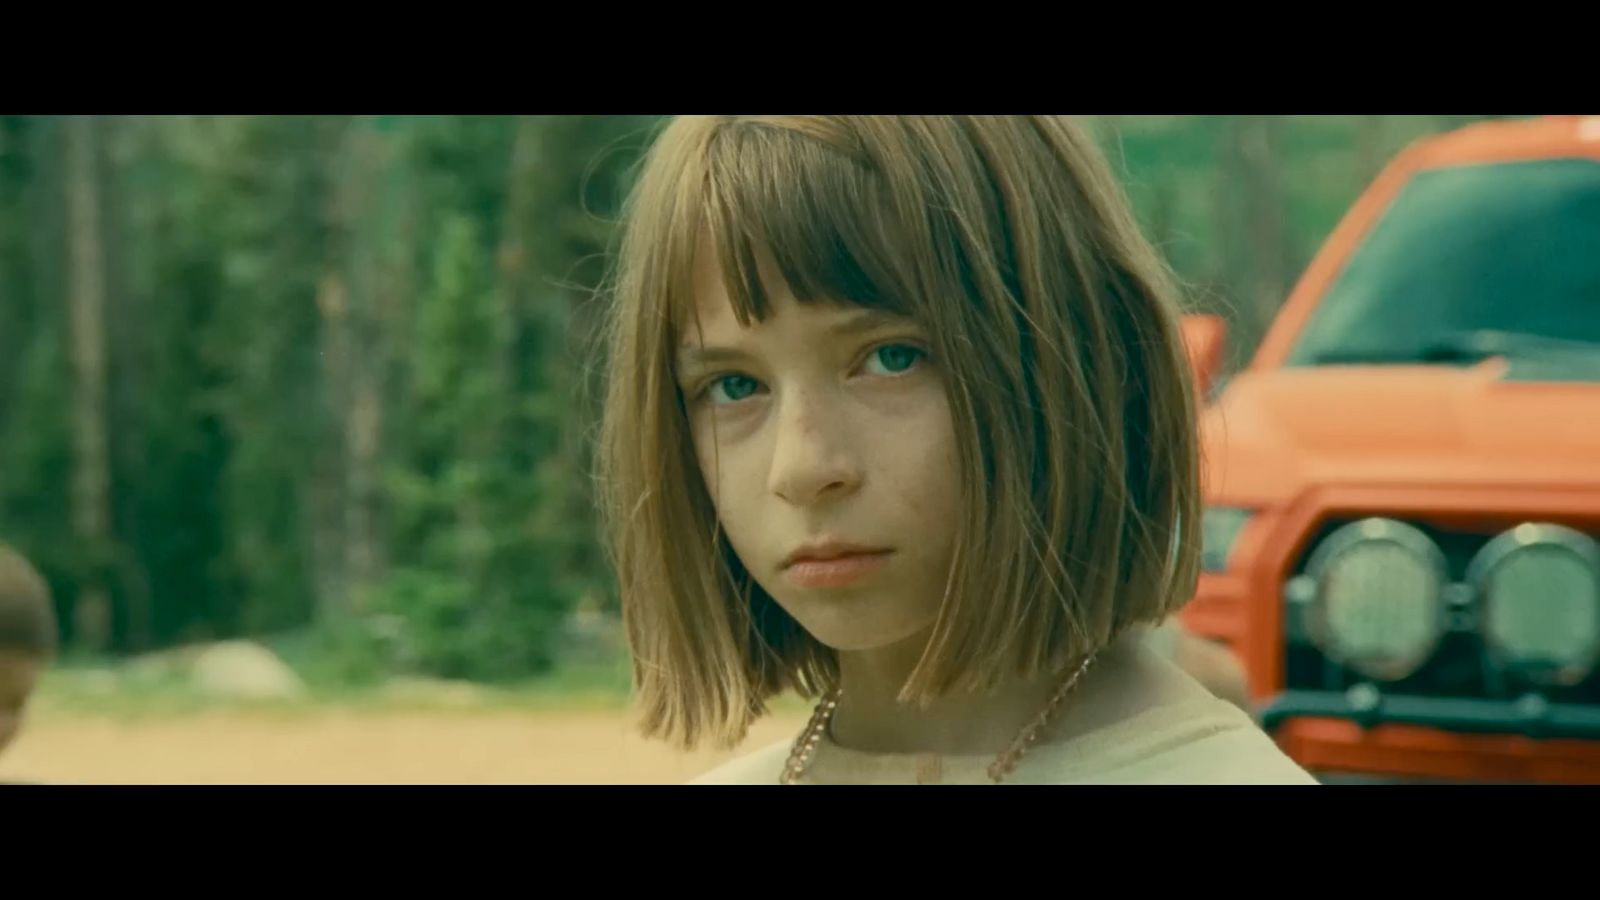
[{"left": 597, "top": 116, "right": 1202, "bottom": 750}]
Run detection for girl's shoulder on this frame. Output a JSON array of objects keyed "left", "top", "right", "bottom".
[
  {"left": 1073, "top": 697, "right": 1319, "bottom": 785},
  {"left": 688, "top": 738, "right": 794, "bottom": 785},
  {"left": 1022, "top": 672, "right": 1319, "bottom": 785}
]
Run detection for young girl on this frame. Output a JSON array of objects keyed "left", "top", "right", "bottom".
[{"left": 596, "top": 116, "right": 1314, "bottom": 784}]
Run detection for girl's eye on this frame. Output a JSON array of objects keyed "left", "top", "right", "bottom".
[
  {"left": 862, "top": 343, "right": 926, "bottom": 376},
  {"left": 707, "top": 374, "right": 763, "bottom": 405}
]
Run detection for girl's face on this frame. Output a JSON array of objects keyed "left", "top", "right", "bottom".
[{"left": 678, "top": 249, "right": 964, "bottom": 652}]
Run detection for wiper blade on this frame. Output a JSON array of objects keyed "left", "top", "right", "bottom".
[
  {"left": 1310, "top": 329, "right": 1600, "bottom": 367},
  {"left": 1420, "top": 329, "right": 1600, "bottom": 361},
  {"left": 1307, "top": 347, "right": 1479, "bottom": 365}
]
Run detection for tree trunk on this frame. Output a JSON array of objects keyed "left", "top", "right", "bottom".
[
  {"left": 100, "top": 116, "right": 156, "bottom": 651},
  {"left": 1148, "top": 181, "right": 1177, "bottom": 269},
  {"left": 63, "top": 115, "right": 114, "bottom": 653},
  {"left": 1355, "top": 115, "right": 1386, "bottom": 186},
  {"left": 1215, "top": 116, "right": 1290, "bottom": 356},
  {"left": 1241, "top": 116, "right": 1289, "bottom": 329},
  {"left": 0, "top": 119, "right": 18, "bottom": 402},
  {"left": 312, "top": 267, "right": 352, "bottom": 619},
  {"left": 311, "top": 116, "right": 389, "bottom": 620},
  {"left": 310, "top": 120, "right": 352, "bottom": 621},
  {"left": 341, "top": 120, "right": 388, "bottom": 608}
]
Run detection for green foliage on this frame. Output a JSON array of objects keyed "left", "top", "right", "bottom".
[
  {"left": 1090, "top": 115, "right": 1507, "bottom": 362},
  {"left": 367, "top": 213, "right": 558, "bottom": 680},
  {"left": 0, "top": 115, "right": 1502, "bottom": 683}
]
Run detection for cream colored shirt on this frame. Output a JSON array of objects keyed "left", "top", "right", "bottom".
[{"left": 692, "top": 642, "right": 1317, "bottom": 786}]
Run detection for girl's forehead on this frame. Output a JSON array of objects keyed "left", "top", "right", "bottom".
[
  {"left": 679, "top": 239, "right": 907, "bottom": 349},
  {"left": 663, "top": 134, "right": 917, "bottom": 337},
  {"left": 679, "top": 235, "right": 807, "bottom": 336},
  {"left": 680, "top": 284, "right": 834, "bottom": 348}
]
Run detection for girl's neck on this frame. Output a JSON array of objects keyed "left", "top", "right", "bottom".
[{"left": 828, "top": 630, "right": 1140, "bottom": 757}]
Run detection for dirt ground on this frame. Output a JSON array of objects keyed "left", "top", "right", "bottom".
[{"left": 0, "top": 708, "right": 810, "bottom": 785}]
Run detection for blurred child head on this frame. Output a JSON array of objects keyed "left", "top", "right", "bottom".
[{"left": 0, "top": 545, "right": 57, "bottom": 755}]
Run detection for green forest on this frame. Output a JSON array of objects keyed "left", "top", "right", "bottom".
[{"left": 0, "top": 115, "right": 1504, "bottom": 684}]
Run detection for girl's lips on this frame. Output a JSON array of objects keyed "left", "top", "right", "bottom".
[{"left": 782, "top": 550, "right": 893, "bottom": 588}]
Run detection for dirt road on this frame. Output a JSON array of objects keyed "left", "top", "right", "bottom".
[{"left": 0, "top": 708, "right": 809, "bottom": 785}]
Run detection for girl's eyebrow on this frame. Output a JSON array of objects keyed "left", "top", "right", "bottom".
[
  {"left": 675, "top": 345, "right": 752, "bottom": 373},
  {"left": 826, "top": 308, "right": 914, "bottom": 339},
  {"left": 676, "top": 309, "right": 916, "bottom": 372}
]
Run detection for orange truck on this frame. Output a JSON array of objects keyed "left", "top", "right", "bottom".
[{"left": 1179, "top": 115, "right": 1600, "bottom": 783}]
